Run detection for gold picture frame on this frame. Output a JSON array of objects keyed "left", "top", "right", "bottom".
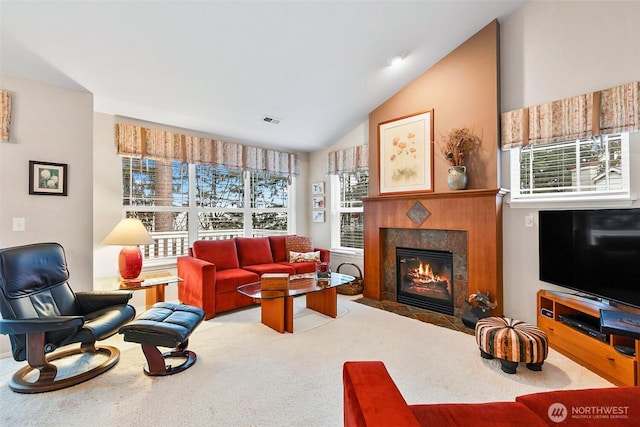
[{"left": 378, "top": 110, "right": 434, "bottom": 195}]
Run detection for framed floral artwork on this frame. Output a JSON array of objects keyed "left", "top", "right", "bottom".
[
  {"left": 29, "top": 160, "right": 68, "bottom": 196},
  {"left": 378, "top": 110, "right": 434, "bottom": 194}
]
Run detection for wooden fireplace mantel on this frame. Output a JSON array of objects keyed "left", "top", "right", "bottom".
[{"left": 363, "top": 188, "right": 507, "bottom": 317}]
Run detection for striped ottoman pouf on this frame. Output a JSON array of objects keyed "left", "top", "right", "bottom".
[{"left": 475, "top": 317, "right": 548, "bottom": 374}]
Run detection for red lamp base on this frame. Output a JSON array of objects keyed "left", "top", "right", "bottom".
[{"left": 118, "top": 246, "right": 143, "bottom": 283}]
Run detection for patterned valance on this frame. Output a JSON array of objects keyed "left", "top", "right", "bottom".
[
  {"left": 327, "top": 145, "right": 369, "bottom": 175},
  {"left": 244, "top": 145, "right": 298, "bottom": 175},
  {"left": 144, "top": 128, "right": 185, "bottom": 162},
  {"left": 116, "top": 123, "right": 299, "bottom": 176},
  {"left": 500, "top": 108, "right": 527, "bottom": 150},
  {"left": 501, "top": 81, "right": 640, "bottom": 149},
  {"left": 529, "top": 92, "right": 593, "bottom": 145},
  {"left": 184, "top": 136, "right": 244, "bottom": 170},
  {"left": 600, "top": 82, "right": 640, "bottom": 135},
  {"left": 1, "top": 90, "right": 11, "bottom": 142}
]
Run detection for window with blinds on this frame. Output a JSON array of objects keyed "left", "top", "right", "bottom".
[
  {"left": 195, "top": 165, "right": 244, "bottom": 208},
  {"left": 122, "top": 158, "right": 292, "bottom": 261},
  {"left": 194, "top": 165, "right": 245, "bottom": 240},
  {"left": 123, "top": 157, "right": 188, "bottom": 207},
  {"left": 122, "top": 158, "right": 190, "bottom": 259},
  {"left": 332, "top": 170, "right": 368, "bottom": 250},
  {"left": 250, "top": 172, "right": 289, "bottom": 209},
  {"left": 511, "top": 133, "right": 629, "bottom": 200}
]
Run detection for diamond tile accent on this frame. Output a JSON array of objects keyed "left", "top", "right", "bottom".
[{"left": 406, "top": 202, "right": 430, "bottom": 226}]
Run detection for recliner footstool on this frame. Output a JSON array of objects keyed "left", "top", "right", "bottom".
[
  {"left": 475, "top": 317, "right": 548, "bottom": 374},
  {"left": 119, "top": 302, "right": 205, "bottom": 376}
]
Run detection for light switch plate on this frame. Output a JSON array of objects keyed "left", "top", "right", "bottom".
[
  {"left": 13, "top": 217, "right": 25, "bottom": 232},
  {"left": 524, "top": 214, "right": 534, "bottom": 228}
]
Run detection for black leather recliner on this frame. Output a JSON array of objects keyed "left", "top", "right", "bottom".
[{"left": 0, "top": 242, "right": 136, "bottom": 393}]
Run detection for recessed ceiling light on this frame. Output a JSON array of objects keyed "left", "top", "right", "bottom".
[{"left": 389, "top": 54, "right": 404, "bottom": 67}]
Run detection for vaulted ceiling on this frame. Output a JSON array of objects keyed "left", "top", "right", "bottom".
[{"left": 0, "top": 1, "right": 526, "bottom": 152}]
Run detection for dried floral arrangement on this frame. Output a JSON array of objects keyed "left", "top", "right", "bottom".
[{"left": 439, "top": 127, "right": 480, "bottom": 167}]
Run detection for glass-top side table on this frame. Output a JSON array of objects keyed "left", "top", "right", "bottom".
[{"left": 102, "top": 272, "right": 183, "bottom": 309}]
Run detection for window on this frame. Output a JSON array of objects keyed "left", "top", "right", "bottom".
[
  {"left": 331, "top": 170, "right": 368, "bottom": 250},
  {"left": 510, "top": 133, "right": 629, "bottom": 201},
  {"left": 122, "top": 158, "right": 292, "bottom": 261},
  {"left": 249, "top": 171, "right": 289, "bottom": 237},
  {"left": 195, "top": 165, "right": 244, "bottom": 241},
  {"left": 123, "top": 158, "right": 189, "bottom": 259}
]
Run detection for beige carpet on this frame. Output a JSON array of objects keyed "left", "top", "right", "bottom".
[{"left": 0, "top": 295, "right": 613, "bottom": 426}]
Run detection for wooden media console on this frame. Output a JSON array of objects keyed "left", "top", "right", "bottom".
[{"left": 537, "top": 289, "right": 640, "bottom": 386}]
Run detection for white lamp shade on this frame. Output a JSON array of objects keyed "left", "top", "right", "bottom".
[{"left": 102, "top": 218, "right": 155, "bottom": 246}]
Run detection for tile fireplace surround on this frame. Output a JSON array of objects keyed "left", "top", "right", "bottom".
[
  {"left": 387, "top": 229, "right": 466, "bottom": 316},
  {"left": 363, "top": 188, "right": 506, "bottom": 318}
]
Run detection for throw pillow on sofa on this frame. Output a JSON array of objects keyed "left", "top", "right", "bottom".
[
  {"left": 289, "top": 251, "right": 321, "bottom": 263},
  {"left": 286, "top": 235, "right": 313, "bottom": 254}
]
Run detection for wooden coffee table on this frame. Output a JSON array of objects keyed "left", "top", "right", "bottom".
[{"left": 237, "top": 272, "right": 355, "bottom": 333}]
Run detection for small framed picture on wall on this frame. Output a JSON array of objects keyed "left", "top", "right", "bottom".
[
  {"left": 312, "top": 196, "right": 325, "bottom": 209},
  {"left": 29, "top": 160, "right": 68, "bottom": 196},
  {"left": 312, "top": 182, "right": 325, "bottom": 195},
  {"left": 312, "top": 211, "right": 325, "bottom": 223}
]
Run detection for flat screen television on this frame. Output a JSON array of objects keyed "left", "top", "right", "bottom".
[{"left": 539, "top": 208, "right": 640, "bottom": 309}]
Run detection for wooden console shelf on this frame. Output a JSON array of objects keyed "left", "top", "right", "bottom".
[{"left": 537, "top": 290, "right": 640, "bottom": 386}]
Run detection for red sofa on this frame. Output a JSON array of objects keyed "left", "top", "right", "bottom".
[
  {"left": 343, "top": 361, "right": 640, "bottom": 426},
  {"left": 177, "top": 235, "right": 329, "bottom": 319}
]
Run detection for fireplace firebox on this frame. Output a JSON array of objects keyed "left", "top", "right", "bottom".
[{"left": 396, "top": 247, "right": 454, "bottom": 315}]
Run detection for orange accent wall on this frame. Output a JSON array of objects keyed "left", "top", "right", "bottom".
[
  {"left": 364, "top": 21, "right": 503, "bottom": 312},
  {"left": 368, "top": 20, "right": 500, "bottom": 194}
]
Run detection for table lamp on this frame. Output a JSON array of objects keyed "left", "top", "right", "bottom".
[{"left": 102, "top": 218, "right": 155, "bottom": 284}]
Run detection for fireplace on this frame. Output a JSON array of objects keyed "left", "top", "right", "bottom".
[
  {"left": 381, "top": 228, "right": 469, "bottom": 317},
  {"left": 364, "top": 189, "right": 505, "bottom": 318},
  {"left": 396, "top": 247, "right": 454, "bottom": 315}
]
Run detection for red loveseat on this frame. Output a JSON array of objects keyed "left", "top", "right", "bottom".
[
  {"left": 177, "top": 235, "right": 329, "bottom": 319},
  {"left": 343, "top": 361, "right": 640, "bottom": 426}
]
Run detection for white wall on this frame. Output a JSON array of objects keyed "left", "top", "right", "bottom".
[
  {"left": 500, "top": 1, "right": 640, "bottom": 324},
  {"left": 93, "top": 113, "right": 126, "bottom": 279},
  {"left": 0, "top": 73, "right": 94, "bottom": 356},
  {"left": 310, "top": 122, "right": 368, "bottom": 272},
  {"left": 308, "top": 154, "right": 331, "bottom": 250}
]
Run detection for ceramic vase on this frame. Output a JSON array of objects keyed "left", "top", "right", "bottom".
[{"left": 447, "top": 166, "right": 468, "bottom": 190}]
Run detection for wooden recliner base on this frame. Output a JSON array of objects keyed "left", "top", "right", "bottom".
[
  {"left": 141, "top": 339, "right": 197, "bottom": 376},
  {"left": 10, "top": 338, "right": 120, "bottom": 394}
]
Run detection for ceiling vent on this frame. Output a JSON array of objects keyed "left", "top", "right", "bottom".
[{"left": 263, "top": 116, "right": 281, "bottom": 124}]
